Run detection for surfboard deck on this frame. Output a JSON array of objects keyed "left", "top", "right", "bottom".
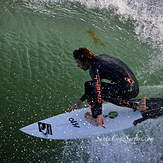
[{"left": 20, "top": 98, "right": 163, "bottom": 140}]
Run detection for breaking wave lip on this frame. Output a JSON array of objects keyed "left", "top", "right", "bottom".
[{"left": 21, "top": 0, "right": 163, "bottom": 50}]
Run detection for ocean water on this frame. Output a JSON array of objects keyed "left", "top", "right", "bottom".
[{"left": 0, "top": 0, "right": 163, "bottom": 162}]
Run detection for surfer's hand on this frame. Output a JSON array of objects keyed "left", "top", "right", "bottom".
[
  {"left": 98, "top": 115, "right": 106, "bottom": 129},
  {"left": 69, "top": 100, "right": 82, "bottom": 113}
]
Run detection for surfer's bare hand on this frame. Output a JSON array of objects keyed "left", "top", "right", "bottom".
[
  {"left": 98, "top": 115, "right": 106, "bottom": 129},
  {"left": 69, "top": 100, "right": 82, "bottom": 113}
]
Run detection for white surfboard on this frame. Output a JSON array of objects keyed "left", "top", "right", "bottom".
[{"left": 20, "top": 103, "right": 143, "bottom": 140}]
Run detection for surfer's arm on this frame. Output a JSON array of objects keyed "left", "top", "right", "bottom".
[
  {"left": 69, "top": 100, "right": 82, "bottom": 113},
  {"left": 80, "top": 93, "right": 87, "bottom": 102},
  {"left": 69, "top": 93, "right": 86, "bottom": 112},
  {"left": 90, "top": 65, "right": 102, "bottom": 118}
]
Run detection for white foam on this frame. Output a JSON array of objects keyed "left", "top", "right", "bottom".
[
  {"left": 22, "top": 0, "right": 163, "bottom": 51},
  {"left": 60, "top": 117, "right": 163, "bottom": 162}
]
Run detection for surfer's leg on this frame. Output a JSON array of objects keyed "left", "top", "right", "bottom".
[
  {"left": 102, "top": 94, "right": 148, "bottom": 111},
  {"left": 101, "top": 82, "right": 139, "bottom": 110}
]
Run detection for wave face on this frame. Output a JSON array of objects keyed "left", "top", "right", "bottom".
[{"left": 0, "top": 0, "right": 163, "bottom": 162}]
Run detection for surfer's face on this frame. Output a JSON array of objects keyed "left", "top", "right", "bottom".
[{"left": 76, "top": 59, "right": 90, "bottom": 71}]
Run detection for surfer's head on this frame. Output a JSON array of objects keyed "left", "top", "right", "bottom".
[
  {"left": 73, "top": 47, "right": 96, "bottom": 71},
  {"left": 73, "top": 47, "right": 96, "bottom": 63}
]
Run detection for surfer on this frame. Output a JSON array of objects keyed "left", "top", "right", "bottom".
[{"left": 69, "top": 47, "right": 147, "bottom": 128}]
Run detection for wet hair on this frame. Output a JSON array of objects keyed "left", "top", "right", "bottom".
[{"left": 73, "top": 47, "right": 96, "bottom": 63}]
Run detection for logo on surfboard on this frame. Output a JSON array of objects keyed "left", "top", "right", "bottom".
[
  {"left": 38, "top": 122, "right": 53, "bottom": 137},
  {"left": 69, "top": 118, "right": 80, "bottom": 128}
]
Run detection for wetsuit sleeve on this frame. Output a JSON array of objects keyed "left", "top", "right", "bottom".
[
  {"left": 90, "top": 66, "right": 102, "bottom": 118},
  {"left": 80, "top": 93, "right": 86, "bottom": 102}
]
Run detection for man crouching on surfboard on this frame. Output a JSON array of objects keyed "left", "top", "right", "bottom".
[{"left": 69, "top": 47, "right": 147, "bottom": 128}]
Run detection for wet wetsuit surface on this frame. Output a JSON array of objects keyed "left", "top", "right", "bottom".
[{"left": 80, "top": 54, "right": 139, "bottom": 118}]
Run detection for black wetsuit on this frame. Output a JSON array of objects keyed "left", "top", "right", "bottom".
[{"left": 80, "top": 54, "right": 139, "bottom": 118}]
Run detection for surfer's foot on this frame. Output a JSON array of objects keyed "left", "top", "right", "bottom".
[
  {"left": 85, "top": 112, "right": 99, "bottom": 126},
  {"left": 137, "top": 96, "right": 148, "bottom": 111}
]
